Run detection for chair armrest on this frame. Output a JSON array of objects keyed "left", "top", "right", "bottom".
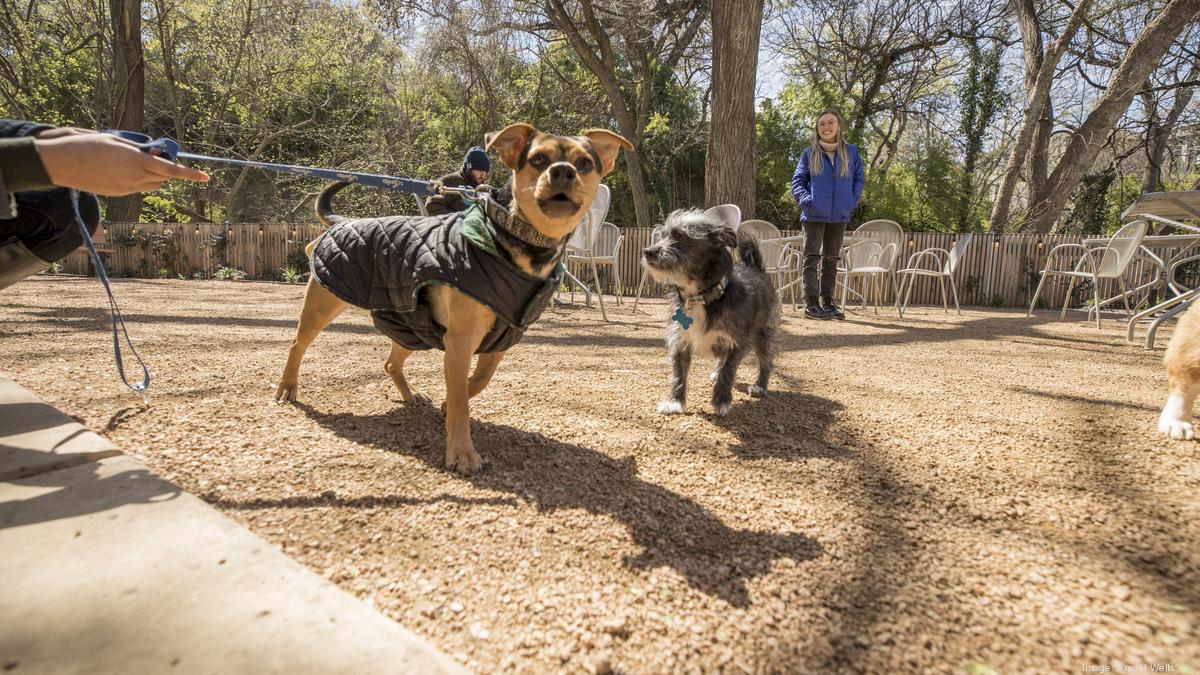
[{"left": 901, "top": 249, "right": 946, "bottom": 274}]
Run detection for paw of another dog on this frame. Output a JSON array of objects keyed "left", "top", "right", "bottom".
[
  {"left": 404, "top": 392, "right": 432, "bottom": 406},
  {"left": 274, "top": 382, "right": 299, "bottom": 403},
  {"left": 657, "top": 399, "right": 685, "bottom": 415},
  {"left": 445, "top": 441, "right": 483, "bottom": 474},
  {"left": 1159, "top": 418, "right": 1194, "bottom": 440},
  {"left": 712, "top": 401, "right": 732, "bottom": 417},
  {"left": 748, "top": 385, "right": 766, "bottom": 398}
]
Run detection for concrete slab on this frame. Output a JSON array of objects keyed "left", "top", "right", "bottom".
[
  {"left": 0, "top": 377, "right": 467, "bottom": 675},
  {"left": 0, "top": 375, "right": 120, "bottom": 481}
]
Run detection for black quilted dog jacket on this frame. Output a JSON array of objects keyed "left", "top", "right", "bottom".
[{"left": 310, "top": 204, "right": 563, "bottom": 353}]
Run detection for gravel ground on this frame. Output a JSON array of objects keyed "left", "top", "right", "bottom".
[{"left": 2, "top": 276, "right": 1198, "bottom": 674}]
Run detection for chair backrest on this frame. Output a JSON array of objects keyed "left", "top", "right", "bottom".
[
  {"left": 738, "top": 219, "right": 781, "bottom": 244},
  {"left": 757, "top": 239, "right": 792, "bottom": 271},
  {"left": 567, "top": 184, "right": 611, "bottom": 252},
  {"left": 946, "top": 233, "right": 973, "bottom": 274},
  {"left": 853, "top": 219, "right": 904, "bottom": 270},
  {"left": 704, "top": 204, "right": 742, "bottom": 232},
  {"left": 592, "top": 222, "right": 622, "bottom": 257},
  {"left": 843, "top": 240, "right": 883, "bottom": 271},
  {"left": 649, "top": 224, "right": 666, "bottom": 245},
  {"left": 1097, "top": 219, "right": 1148, "bottom": 278}
]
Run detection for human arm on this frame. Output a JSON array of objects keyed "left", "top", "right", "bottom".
[
  {"left": 850, "top": 145, "right": 864, "bottom": 206},
  {"left": 789, "top": 149, "right": 812, "bottom": 207}
]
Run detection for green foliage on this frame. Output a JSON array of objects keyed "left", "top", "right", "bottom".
[
  {"left": 45, "top": 262, "right": 62, "bottom": 275},
  {"left": 279, "top": 266, "right": 306, "bottom": 283},
  {"left": 1065, "top": 172, "right": 1117, "bottom": 235},
  {"left": 213, "top": 265, "right": 247, "bottom": 280}
]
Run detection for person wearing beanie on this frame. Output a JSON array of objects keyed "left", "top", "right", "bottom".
[
  {"left": 424, "top": 145, "right": 491, "bottom": 216},
  {"left": 789, "top": 108, "right": 864, "bottom": 321}
]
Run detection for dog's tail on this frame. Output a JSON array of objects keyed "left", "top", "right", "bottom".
[
  {"left": 315, "top": 181, "right": 351, "bottom": 228},
  {"left": 736, "top": 233, "right": 765, "bottom": 272}
]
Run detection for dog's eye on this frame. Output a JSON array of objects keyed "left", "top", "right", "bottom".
[
  {"left": 574, "top": 157, "right": 593, "bottom": 173},
  {"left": 529, "top": 154, "right": 548, "bottom": 169}
]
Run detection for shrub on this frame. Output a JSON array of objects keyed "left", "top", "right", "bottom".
[
  {"left": 990, "top": 294, "right": 1004, "bottom": 307},
  {"left": 280, "top": 266, "right": 307, "bottom": 284},
  {"left": 213, "top": 266, "right": 247, "bottom": 281},
  {"left": 45, "top": 262, "right": 62, "bottom": 275}
]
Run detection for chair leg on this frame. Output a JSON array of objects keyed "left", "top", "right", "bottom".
[
  {"left": 591, "top": 260, "right": 608, "bottom": 321},
  {"left": 1118, "top": 276, "right": 1132, "bottom": 321},
  {"left": 1092, "top": 275, "right": 1102, "bottom": 329},
  {"left": 1027, "top": 270, "right": 1049, "bottom": 318},
  {"left": 895, "top": 272, "right": 908, "bottom": 318},
  {"left": 632, "top": 267, "right": 648, "bottom": 313},
  {"left": 841, "top": 272, "right": 849, "bottom": 310},
  {"left": 614, "top": 260, "right": 623, "bottom": 305},
  {"left": 1060, "top": 277, "right": 1077, "bottom": 319},
  {"left": 889, "top": 271, "right": 901, "bottom": 314},
  {"left": 939, "top": 276, "right": 948, "bottom": 313},
  {"left": 903, "top": 272, "right": 917, "bottom": 316},
  {"left": 949, "top": 274, "right": 962, "bottom": 315}
]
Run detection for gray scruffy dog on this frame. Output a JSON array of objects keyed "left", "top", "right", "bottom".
[{"left": 642, "top": 209, "right": 780, "bottom": 416}]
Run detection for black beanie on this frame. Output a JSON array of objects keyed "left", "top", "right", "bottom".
[{"left": 463, "top": 146, "right": 490, "bottom": 173}]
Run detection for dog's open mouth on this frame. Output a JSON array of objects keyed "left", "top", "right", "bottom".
[{"left": 536, "top": 192, "right": 580, "bottom": 216}]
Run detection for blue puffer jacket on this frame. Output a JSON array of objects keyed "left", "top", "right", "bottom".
[{"left": 790, "top": 144, "right": 864, "bottom": 223}]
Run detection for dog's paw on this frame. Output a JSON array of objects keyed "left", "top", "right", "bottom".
[
  {"left": 1159, "top": 418, "right": 1195, "bottom": 440},
  {"left": 404, "top": 391, "right": 432, "bottom": 406},
  {"left": 709, "top": 370, "right": 719, "bottom": 382},
  {"left": 712, "top": 401, "right": 732, "bottom": 417},
  {"left": 445, "top": 441, "right": 483, "bottom": 474},
  {"left": 748, "top": 385, "right": 767, "bottom": 398},
  {"left": 657, "top": 399, "right": 685, "bottom": 415},
  {"left": 274, "top": 382, "right": 298, "bottom": 403}
]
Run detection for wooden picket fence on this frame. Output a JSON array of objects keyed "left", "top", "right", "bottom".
[{"left": 56, "top": 223, "right": 1197, "bottom": 309}]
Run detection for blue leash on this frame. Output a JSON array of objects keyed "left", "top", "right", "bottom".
[
  {"left": 71, "top": 189, "right": 151, "bottom": 405},
  {"left": 108, "top": 131, "right": 477, "bottom": 200}
]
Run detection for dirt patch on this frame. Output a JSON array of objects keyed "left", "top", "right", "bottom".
[{"left": 2, "top": 276, "right": 1197, "bottom": 673}]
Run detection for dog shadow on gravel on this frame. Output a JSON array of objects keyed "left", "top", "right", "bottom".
[
  {"left": 295, "top": 401, "right": 823, "bottom": 608},
  {"left": 710, "top": 383, "right": 853, "bottom": 461}
]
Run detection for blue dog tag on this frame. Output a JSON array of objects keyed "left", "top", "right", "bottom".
[{"left": 672, "top": 307, "right": 693, "bottom": 329}]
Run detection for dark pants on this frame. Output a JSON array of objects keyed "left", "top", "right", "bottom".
[
  {"left": 801, "top": 221, "right": 847, "bottom": 304},
  {"left": 0, "top": 188, "right": 99, "bottom": 290}
]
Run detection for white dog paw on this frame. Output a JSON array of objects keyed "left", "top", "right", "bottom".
[
  {"left": 709, "top": 370, "right": 719, "bottom": 382},
  {"left": 657, "top": 400, "right": 685, "bottom": 415},
  {"left": 712, "top": 401, "right": 732, "bottom": 417},
  {"left": 748, "top": 385, "right": 766, "bottom": 398},
  {"left": 1159, "top": 419, "right": 1194, "bottom": 440}
]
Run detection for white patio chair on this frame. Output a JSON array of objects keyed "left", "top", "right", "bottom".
[
  {"left": 1026, "top": 219, "right": 1148, "bottom": 329},
  {"left": 840, "top": 240, "right": 887, "bottom": 313},
  {"left": 632, "top": 224, "right": 665, "bottom": 313},
  {"left": 895, "top": 233, "right": 972, "bottom": 318},
  {"left": 562, "top": 183, "right": 612, "bottom": 321},
  {"left": 740, "top": 219, "right": 800, "bottom": 302},
  {"left": 705, "top": 204, "right": 742, "bottom": 232},
  {"left": 570, "top": 221, "right": 624, "bottom": 305}
]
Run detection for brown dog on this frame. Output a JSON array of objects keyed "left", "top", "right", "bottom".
[
  {"left": 275, "top": 123, "right": 631, "bottom": 473},
  {"left": 1159, "top": 300, "right": 1200, "bottom": 439}
]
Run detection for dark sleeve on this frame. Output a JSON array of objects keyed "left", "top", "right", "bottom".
[
  {"left": 0, "top": 121, "right": 56, "bottom": 218},
  {"left": 0, "top": 119, "right": 55, "bottom": 139}
]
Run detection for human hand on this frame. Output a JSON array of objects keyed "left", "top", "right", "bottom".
[{"left": 34, "top": 132, "right": 209, "bottom": 196}]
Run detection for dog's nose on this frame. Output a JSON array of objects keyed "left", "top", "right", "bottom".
[
  {"left": 549, "top": 163, "right": 576, "bottom": 184},
  {"left": 643, "top": 247, "right": 656, "bottom": 258}
]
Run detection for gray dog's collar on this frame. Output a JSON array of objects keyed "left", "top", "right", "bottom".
[
  {"left": 481, "top": 195, "right": 569, "bottom": 250},
  {"left": 678, "top": 276, "right": 729, "bottom": 310}
]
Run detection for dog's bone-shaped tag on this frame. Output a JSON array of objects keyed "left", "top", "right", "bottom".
[{"left": 672, "top": 307, "right": 693, "bottom": 329}]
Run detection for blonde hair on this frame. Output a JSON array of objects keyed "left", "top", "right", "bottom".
[{"left": 809, "top": 108, "right": 849, "bottom": 178}]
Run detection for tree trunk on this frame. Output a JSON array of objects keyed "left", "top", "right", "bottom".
[
  {"left": 988, "top": 0, "right": 1092, "bottom": 232},
  {"left": 1023, "top": 0, "right": 1200, "bottom": 233},
  {"left": 107, "top": 0, "right": 144, "bottom": 223},
  {"left": 705, "top": 0, "right": 764, "bottom": 219},
  {"left": 1142, "top": 77, "right": 1197, "bottom": 194}
]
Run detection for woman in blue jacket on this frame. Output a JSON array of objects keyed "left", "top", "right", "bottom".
[{"left": 790, "top": 109, "right": 864, "bottom": 320}]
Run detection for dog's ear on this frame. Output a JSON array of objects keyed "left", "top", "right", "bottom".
[
  {"left": 582, "top": 129, "right": 633, "bottom": 176},
  {"left": 708, "top": 226, "right": 738, "bottom": 251},
  {"left": 486, "top": 123, "right": 537, "bottom": 170}
]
